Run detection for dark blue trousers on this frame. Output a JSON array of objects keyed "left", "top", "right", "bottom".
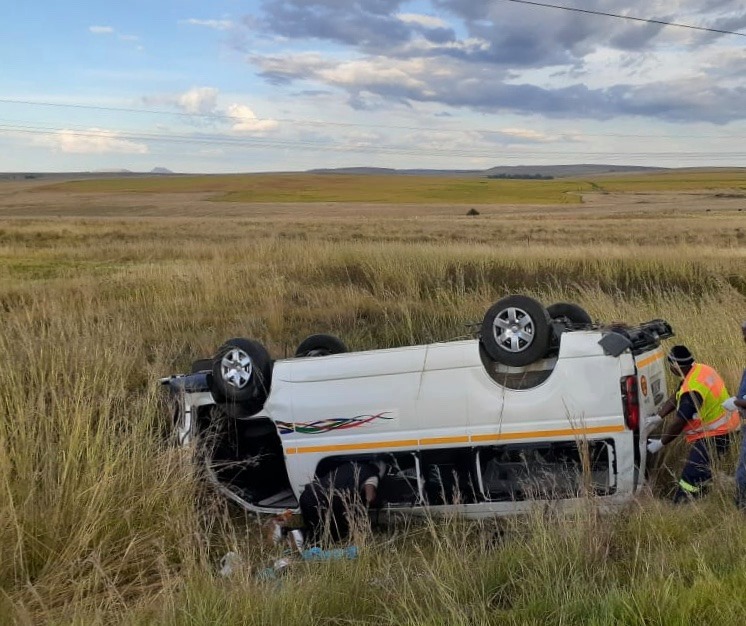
[{"left": 673, "top": 434, "right": 731, "bottom": 503}]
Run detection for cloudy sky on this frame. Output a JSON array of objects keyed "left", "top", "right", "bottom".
[{"left": 2, "top": 0, "right": 746, "bottom": 172}]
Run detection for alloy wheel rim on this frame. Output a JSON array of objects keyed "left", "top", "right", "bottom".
[
  {"left": 492, "top": 306, "right": 535, "bottom": 352},
  {"left": 220, "top": 348, "right": 254, "bottom": 389}
]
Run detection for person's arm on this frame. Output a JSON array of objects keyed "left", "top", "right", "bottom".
[
  {"left": 662, "top": 392, "right": 698, "bottom": 444},
  {"left": 364, "top": 482, "right": 377, "bottom": 506},
  {"left": 362, "top": 470, "right": 380, "bottom": 506},
  {"left": 648, "top": 392, "right": 698, "bottom": 453},
  {"left": 661, "top": 416, "right": 687, "bottom": 445},
  {"left": 735, "top": 370, "right": 746, "bottom": 411},
  {"left": 723, "top": 371, "right": 746, "bottom": 412},
  {"left": 657, "top": 393, "right": 678, "bottom": 418}
]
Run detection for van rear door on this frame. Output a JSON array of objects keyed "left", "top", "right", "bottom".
[
  {"left": 634, "top": 346, "right": 667, "bottom": 486},
  {"left": 634, "top": 347, "right": 667, "bottom": 417}
]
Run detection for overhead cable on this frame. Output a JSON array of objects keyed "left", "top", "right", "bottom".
[{"left": 501, "top": 0, "right": 746, "bottom": 38}]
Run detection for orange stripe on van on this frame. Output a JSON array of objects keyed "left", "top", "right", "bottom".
[
  {"left": 284, "top": 425, "right": 625, "bottom": 455},
  {"left": 420, "top": 435, "right": 470, "bottom": 446},
  {"left": 469, "top": 424, "right": 625, "bottom": 443},
  {"left": 636, "top": 350, "right": 664, "bottom": 369},
  {"left": 286, "top": 439, "right": 419, "bottom": 455}
]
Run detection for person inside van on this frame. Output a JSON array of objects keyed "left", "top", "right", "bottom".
[
  {"left": 647, "top": 345, "right": 740, "bottom": 502},
  {"left": 299, "top": 459, "right": 388, "bottom": 544}
]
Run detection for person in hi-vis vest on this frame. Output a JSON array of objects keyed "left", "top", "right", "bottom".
[{"left": 647, "top": 345, "right": 740, "bottom": 502}]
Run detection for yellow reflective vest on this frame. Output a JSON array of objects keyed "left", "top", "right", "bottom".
[{"left": 676, "top": 363, "right": 739, "bottom": 443}]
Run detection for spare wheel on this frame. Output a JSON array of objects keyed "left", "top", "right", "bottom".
[
  {"left": 295, "top": 333, "right": 348, "bottom": 357},
  {"left": 481, "top": 295, "right": 551, "bottom": 366},
  {"left": 546, "top": 302, "right": 592, "bottom": 326}
]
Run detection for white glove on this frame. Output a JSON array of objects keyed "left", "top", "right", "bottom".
[
  {"left": 722, "top": 397, "right": 738, "bottom": 412},
  {"left": 647, "top": 439, "right": 664, "bottom": 454},
  {"left": 644, "top": 414, "right": 663, "bottom": 431}
]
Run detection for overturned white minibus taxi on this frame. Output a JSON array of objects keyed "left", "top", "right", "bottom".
[{"left": 161, "top": 295, "right": 673, "bottom": 518}]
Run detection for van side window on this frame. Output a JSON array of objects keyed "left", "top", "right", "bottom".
[
  {"left": 378, "top": 452, "right": 422, "bottom": 508},
  {"left": 476, "top": 440, "right": 616, "bottom": 501},
  {"left": 419, "top": 448, "right": 478, "bottom": 505},
  {"left": 318, "top": 452, "right": 424, "bottom": 508}
]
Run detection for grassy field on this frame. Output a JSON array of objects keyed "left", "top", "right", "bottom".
[
  {"left": 31, "top": 169, "right": 746, "bottom": 204},
  {"left": 33, "top": 172, "right": 591, "bottom": 204},
  {"left": 1, "top": 173, "right": 746, "bottom": 624}
]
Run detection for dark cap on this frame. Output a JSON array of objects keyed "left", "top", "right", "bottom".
[{"left": 667, "top": 345, "right": 695, "bottom": 367}]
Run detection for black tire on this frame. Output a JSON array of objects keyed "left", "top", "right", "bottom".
[
  {"left": 295, "top": 333, "right": 348, "bottom": 357},
  {"left": 191, "top": 358, "right": 213, "bottom": 373},
  {"left": 210, "top": 338, "right": 272, "bottom": 413},
  {"left": 547, "top": 302, "right": 592, "bottom": 327},
  {"left": 481, "top": 295, "right": 551, "bottom": 366}
]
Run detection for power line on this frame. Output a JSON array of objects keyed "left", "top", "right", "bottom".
[
  {"left": 501, "top": 0, "right": 746, "bottom": 38},
  {"left": 3, "top": 123, "right": 745, "bottom": 161},
  {"left": 0, "top": 99, "right": 743, "bottom": 142},
  {"left": 0, "top": 98, "right": 231, "bottom": 121},
  {"left": 0, "top": 97, "right": 466, "bottom": 133},
  {"left": 0, "top": 122, "right": 739, "bottom": 154}
]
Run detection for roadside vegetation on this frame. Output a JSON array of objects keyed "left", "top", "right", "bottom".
[{"left": 0, "top": 178, "right": 745, "bottom": 624}]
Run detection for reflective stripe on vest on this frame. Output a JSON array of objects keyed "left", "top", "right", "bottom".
[
  {"left": 676, "top": 363, "right": 739, "bottom": 442},
  {"left": 678, "top": 479, "right": 701, "bottom": 494}
]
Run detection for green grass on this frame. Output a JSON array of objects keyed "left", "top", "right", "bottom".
[
  {"left": 34, "top": 169, "right": 746, "bottom": 204},
  {"left": 592, "top": 170, "right": 746, "bottom": 192},
  {"left": 0, "top": 257, "right": 125, "bottom": 280},
  {"left": 38, "top": 173, "right": 591, "bottom": 204}
]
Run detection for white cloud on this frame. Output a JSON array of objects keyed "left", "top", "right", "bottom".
[
  {"left": 182, "top": 18, "right": 235, "bottom": 30},
  {"left": 89, "top": 25, "right": 141, "bottom": 49},
  {"left": 320, "top": 58, "right": 428, "bottom": 90},
  {"left": 395, "top": 36, "right": 491, "bottom": 57},
  {"left": 39, "top": 129, "right": 149, "bottom": 154},
  {"left": 177, "top": 87, "right": 219, "bottom": 114},
  {"left": 227, "top": 104, "right": 279, "bottom": 132},
  {"left": 499, "top": 128, "right": 554, "bottom": 142},
  {"left": 256, "top": 53, "right": 444, "bottom": 91},
  {"left": 145, "top": 87, "right": 278, "bottom": 132},
  {"left": 396, "top": 13, "right": 448, "bottom": 29}
]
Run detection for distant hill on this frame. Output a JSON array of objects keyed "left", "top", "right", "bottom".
[
  {"left": 308, "top": 166, "right": 484, "bottom": 177},
  {"left": 308, "top": 164, "right": 668, "bottom": 178},
  {"left": 7, "top": 164, "right": 742, "bottom": 184},
  {"left": 0, "top": 170, "right": 179, "bottom": 182},
  {"left": 483, "top": 164, "right": 667, "bottom": 178}
]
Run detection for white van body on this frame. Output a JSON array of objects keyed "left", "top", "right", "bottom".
[{"left": 164, "top": 318, "right": 670, "bottom": 519}]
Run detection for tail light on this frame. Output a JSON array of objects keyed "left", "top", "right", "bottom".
[{"left": 621, "top": 375, "right": 640, "bottom": 431}]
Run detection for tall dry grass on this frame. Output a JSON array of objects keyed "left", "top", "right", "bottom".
[{"left": 0, "top": 200, "right": 744, "bottom": 624}]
